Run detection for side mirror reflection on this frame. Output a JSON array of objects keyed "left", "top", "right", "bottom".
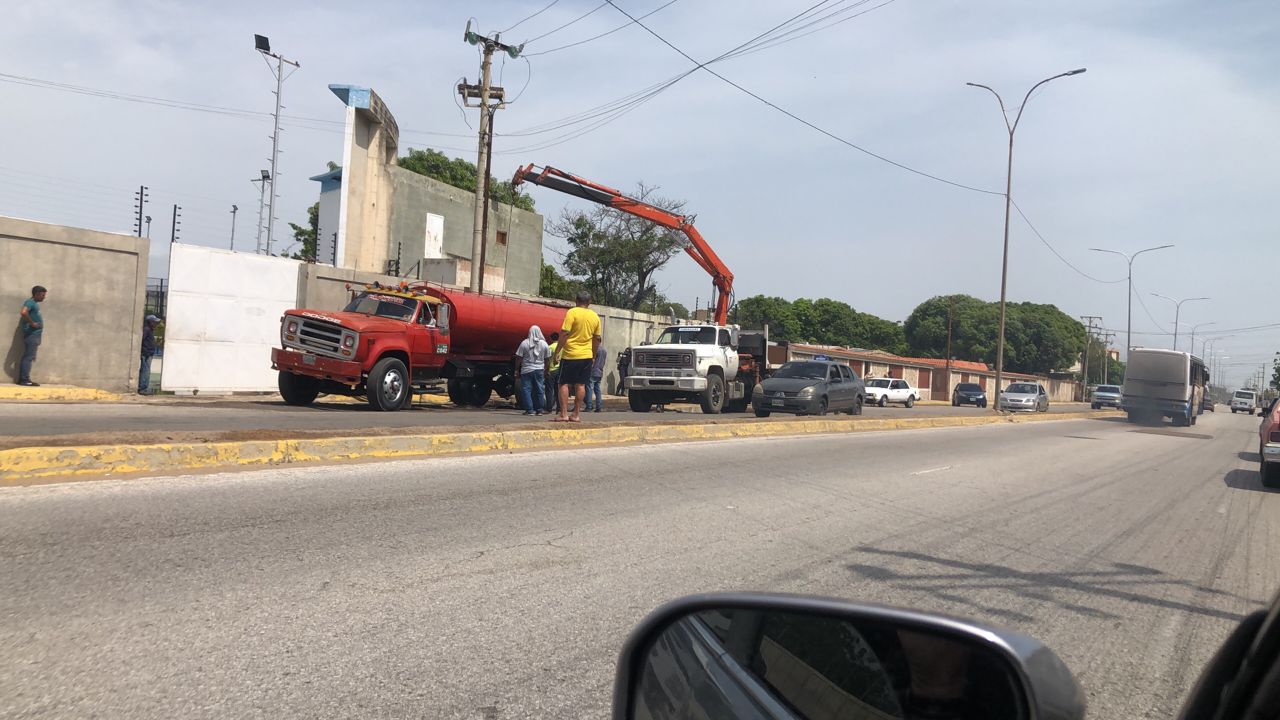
[{"left": 617, "top": 597, "right": 1085, "bottom": 720}]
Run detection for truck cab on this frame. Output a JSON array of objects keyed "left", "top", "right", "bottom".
[
  {"left": 625, "top": 324, "right": 745, "bottom": 414},
  {"left": 273, "top": 289, "right": 450, "bottom": 411}
]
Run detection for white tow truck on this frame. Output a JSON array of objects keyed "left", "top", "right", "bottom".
[{"left": 624, "top": 324, "right": 769, "bottom": 414}]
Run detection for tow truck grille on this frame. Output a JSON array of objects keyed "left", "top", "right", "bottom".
[
  {"left": 635, "top": 351, "right": 693, "bottom": 369},
  {"left": 295, "top": 319, "right": 344, "bottom": 357}
]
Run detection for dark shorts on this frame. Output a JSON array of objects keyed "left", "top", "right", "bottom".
[{"left": 558, "top": 358, "right": 592, "bottom": 386}]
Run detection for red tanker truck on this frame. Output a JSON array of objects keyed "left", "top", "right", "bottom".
[{"left": 271, "top": 282, "right": 569, "bottom": 411}]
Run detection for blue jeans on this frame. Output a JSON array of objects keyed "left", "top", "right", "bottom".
[
  {"left": 584, "top": 378, "right": 603, "bottom": 411},
  {"left": 518, "top": 371, "right": 545, "bottom": 412},
  {"left": 139, "top": 353, "right": 154, "bottom": 392},
  {"left": 19, "top": 333, "right": 40, "bottom": 382}
]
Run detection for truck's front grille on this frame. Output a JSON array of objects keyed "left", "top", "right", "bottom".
[
  {"left": 295, "top": 319, "right": 344, "bottom": 357},
  {"left": 635, "top": 351, "right": 693, "bottom": 369}
]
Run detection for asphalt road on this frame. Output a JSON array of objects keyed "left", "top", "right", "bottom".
[
  {"left": 2, "top": 411, "right": 1274, "bottom": 719},
  {"left": 0, "top": 395, "right": 1099, "bottom": 443}
]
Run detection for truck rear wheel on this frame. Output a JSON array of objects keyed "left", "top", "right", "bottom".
[
  {"left": 278, "top": 371, "right": 320, "bottom": 406},
  {"left": 700, "top": 373, "right": 725, "bottom": 415},
  {"left": 447, "top": 379, "right": 467, "bottom": 406},
  {"left": 466, "top": 378, "right": 493, "bottom": 407},
  {"left": 367, "top": 357, "right": 409, "bottom": 411}
]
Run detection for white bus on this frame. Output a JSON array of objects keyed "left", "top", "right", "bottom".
[{"left": 1121, "top": 348, "right": 1207, "bottom": 426}]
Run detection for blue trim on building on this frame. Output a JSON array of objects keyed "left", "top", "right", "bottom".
[
  {"left": 329, "top": 84, "right": 372, "bottom": 109},
  {"left": 309, "top": 168, "right": 343, "bottom": 193}
]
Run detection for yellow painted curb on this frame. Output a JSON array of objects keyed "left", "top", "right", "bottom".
[
  {"left": 0, "top": 410, "right": 1120, "bottom": 484},
  {"left": 0, "top": 385, "right": 123, "bottom": 403}
]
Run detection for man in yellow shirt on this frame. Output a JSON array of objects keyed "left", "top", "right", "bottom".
[{"left": 553, "top": 291, "right": 602, "bottom": 422}]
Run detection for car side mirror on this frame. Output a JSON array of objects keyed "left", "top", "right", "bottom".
[
  {"left": 613, "top": 594, "right": 1085, "bottom": 720},
  {"left": 436, "top": 304, "right": 450, "bottom": 333}
]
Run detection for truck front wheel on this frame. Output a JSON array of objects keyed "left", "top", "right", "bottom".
[
  {"left": 700, "top": 373, "right": 726, "bottom": 415},
  {"left": 278, "top": 371, "right": 320, "bottom": 406},
  {"left": 628, "top": 390, "right": 652, "bottom": 413},
  {"left": 368, "top": 357, "right": 410, "bottom": 411}
]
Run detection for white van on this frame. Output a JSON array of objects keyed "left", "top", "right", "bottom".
[{"left": 1232, "top": 390, "right": 1258, "bottom": 414}]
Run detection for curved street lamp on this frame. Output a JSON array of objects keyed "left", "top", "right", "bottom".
[
  {"left": 968, "top": 68, "right": 1086, "bottom": 406},
  {"left": 1088, "top": 245, "right": 1173, "bottom": 357},
  {"left": 1150, "top": 294, "right": 1210, "bottom": 351}
]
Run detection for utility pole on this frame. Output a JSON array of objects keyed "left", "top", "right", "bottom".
[
  {"left": 254, "top": 35, "right": 300, "bottom": 257},
  {"left": 229, "top": 205, "right": 239, "bottom": 251},
  {"left": 251, "top": 171, "right": 269, "bottom": 253},
  {"left": 459, "top": 22, "right": 522, "bottom": 293},
  {"left": 133, "top": 186, "right": 149, "bottom": 237},
  {"left": 1080, "top": 315, "right": 1101, "bottom": 387},
  {"left": 170, "top": 205, "right": 182, "bottom": 244},
  {"left": 1100, "top": 332, "right": 1116, "bottom": 384},
  {"left": 945, "top": 297, "right": 955, "bottom": 387}
]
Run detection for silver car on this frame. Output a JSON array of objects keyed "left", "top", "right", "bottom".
[
  {"left": 999, "top": 382, "right": 1049, "bottom": 412},
  {"left": 1091, "top": 384, "right": 1122, "bottom": 409}
]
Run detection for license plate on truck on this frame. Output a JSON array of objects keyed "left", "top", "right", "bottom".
[{"left": 302, "top": 354, "right": 317, "bottom": 365}]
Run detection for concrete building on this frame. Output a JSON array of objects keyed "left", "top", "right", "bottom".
[{"left": 314, "top": 84, "right": 541, "bottom": 296}]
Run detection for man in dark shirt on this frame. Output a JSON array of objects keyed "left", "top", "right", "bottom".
[
  {"left": 139, "top": 315, "right": 161, "bottom": 394},
  {"left": 17, "top": 285, "right": 46, "bottom": 386}
]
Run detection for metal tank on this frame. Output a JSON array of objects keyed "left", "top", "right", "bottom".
[{"left": 418, "top": 286, "right": 569, "bottom": 358}]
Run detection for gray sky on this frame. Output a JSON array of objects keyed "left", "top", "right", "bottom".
[{"left": 2, "top": 1, "right": 1277, "bottom": 388}]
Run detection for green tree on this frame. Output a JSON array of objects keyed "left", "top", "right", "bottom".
[
  {"left": 538, "top": 262, "right": 580, "bottom": 301},
  {"left": 286, "top": 202, "right": 319, "bottom": 262},
  {"left": 398, "top": 148, "right": 535, "bottom": 212},
  {"left": 731, "top": 295, "right": 906, "bottom": 353},
  {"left": 904, "top": 295, "right": 1084, "bottom": 374},
  {"left": 547, "top": 183, "right": 686, "bottom": 310}
]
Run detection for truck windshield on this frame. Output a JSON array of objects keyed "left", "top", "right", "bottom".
[
  {"left": 655, "top": 327, "right": 717, "bottom": 345},
  {"left": 1097, "top": 385, "right": 1121, "bottom": 393},
  {"left": 343, "top": 293, "right": 418, "bottom": 321},
  {"left": 774, "top": 362, "right": 828, "bottom": 380}
]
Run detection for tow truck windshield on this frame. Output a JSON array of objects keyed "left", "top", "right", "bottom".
[
  {"left": 655, "top": 327, "right": 717, "bottom": 345},
  {"left": 343, "top": 293, "right": 418, "bottom": 321}
]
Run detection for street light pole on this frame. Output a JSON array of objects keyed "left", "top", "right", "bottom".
[
  {"left": 1187, "top": 321, "right": 1215, "bottom": 356},
  {"left": 1151, "top": 294, "right": 1210, "bottom": 351},
  {"left": 967, "top": 68, "right": 1086, "bottom": 406},
  {"left": 1089, "top": 244, "right": 1174, "bottom": 357}
]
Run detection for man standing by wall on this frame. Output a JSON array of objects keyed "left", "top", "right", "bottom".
[
  {"left": 138, "top": 315, "right": 161, "bottom": 395},
  {"left": 553, "top": 291, "right": 602, "bottom": 422},
  {"left": 17, "top": 285, "right": 46, "bottom": 386}
]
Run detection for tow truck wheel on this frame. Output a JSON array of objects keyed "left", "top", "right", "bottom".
[
  {"left": 367, "top": 357, "right": 409, "bottom": 411},
  {"left": 700, "top": 373, "right": 726, "bottom": 415},
  {"left": 628, "top": 391, "right": 652, "bottom": 413},
  {"left": 278, "top": 371, "right": 320, "bottom": 406}
]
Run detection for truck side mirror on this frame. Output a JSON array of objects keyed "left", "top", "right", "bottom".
[{"left": 437, "top": 304, "right": 450, "bottom": 333}]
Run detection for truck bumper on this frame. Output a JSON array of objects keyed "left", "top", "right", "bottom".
[
  {"left": 272, "top": 347, "right": 362, "bottom": 386},
  {"left": 625, "top": 375, "right": 708, "bottom": 392}
]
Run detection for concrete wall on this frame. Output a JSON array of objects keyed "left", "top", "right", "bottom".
[
  {"left": 296, "top": 263, "right": 412, "bottom": 312},
  {"left": 387, "top": 168, "right": 542, "bottom": 296},
  {"left": 163, "top": 244, "right": 301, "bottom": 394},
  {"left": 0, "top": 216, "right": 148, "bottom": 391}
]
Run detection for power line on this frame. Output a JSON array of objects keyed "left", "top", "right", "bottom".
[
  {"left": 524, "top": 1, "right": 609, "bottom": 45},
  {"left": 603, "top": 1, "right": 1000, "bottom": 195},
  {"left": 499, "top": 0, "right": 897, "bottom": 153},
  {"left": 1009, "top": 199, "right": 1125, "bottom": 284},
  {"left": 524, "top": 0, "right": 677, "bottom": 55},
  {"left": 502, "top": 0, "right": 562, "bottom": 34}
]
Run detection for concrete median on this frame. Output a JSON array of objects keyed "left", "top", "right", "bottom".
[{"left": 0, "top": 409, "right": 1121, "bottom": 484}]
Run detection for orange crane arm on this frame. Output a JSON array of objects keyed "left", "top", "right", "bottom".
[{"left": 512, "top": 164, "right": 734, "bottom": 325}]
